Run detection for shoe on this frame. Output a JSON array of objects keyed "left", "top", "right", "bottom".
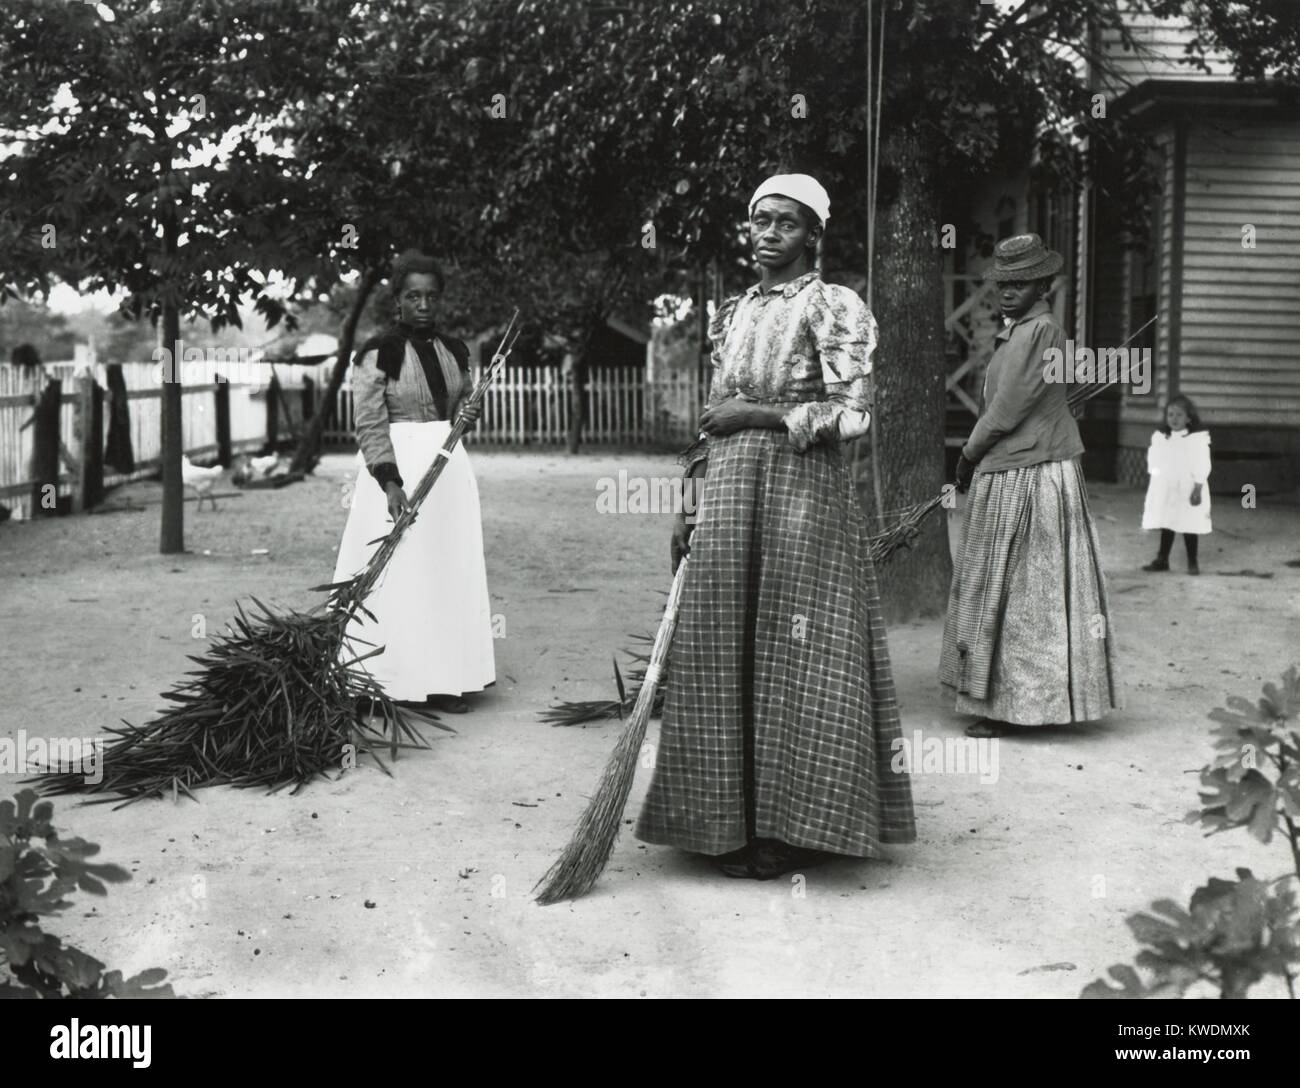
[
  {"left": 427, "top": 694, "right": 470, "bottom": 713},
  {"left": 1188, "top": 561, "right": 1200, "bottom": 575},
  {"left": 719, "top": 840, "right": 823, "bottom": 880},
  {"left": 965, "top": 719, "right": 1007, "bottom": 738},
  {"left": 1142, "top": 557, "right": 1169, "bottom": 572},
  {"left": 709, "top": 845, "right": 751, "bottom": 873}
]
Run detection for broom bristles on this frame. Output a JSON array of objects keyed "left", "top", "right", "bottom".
[
  {"left": 534, "top": 559, "right": 688, "bottom": 905},
  {"left": 533, "top": 678, "right": 659, "bottom": 904}
]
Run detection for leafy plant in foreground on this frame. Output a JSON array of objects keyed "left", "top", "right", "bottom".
[
  {"left": 1, "top": 790, "right": 174, "bottom": 998},
  {"left": 1083, "top": 667, "right": 1300, "bottom": 998}
]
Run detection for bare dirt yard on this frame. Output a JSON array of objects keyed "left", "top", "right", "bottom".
[{"left": 2, "top": 448, "right": 1298, "bottom": 997}]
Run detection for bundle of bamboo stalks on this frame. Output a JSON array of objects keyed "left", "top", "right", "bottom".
[{"left": 36, "top": 314, "right": 522, "bottom": 807}]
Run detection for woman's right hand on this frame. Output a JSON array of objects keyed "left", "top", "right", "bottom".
[
  {"left": 671, "top": 513, "right": 694, "bottom": 573},
  {"left": 955, "top": 453, "right": 976, "bottom": 494},
  {"left": 385, "top": 481, "right": 411, "bottom": 522}
]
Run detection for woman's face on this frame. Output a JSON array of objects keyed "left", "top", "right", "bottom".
[
  {"left": 750, "top": 196, "right": 818, "bottom": 272},
  {"left": 397, "top": 272, "right": 441, "bottom": 328},
  {"left": 998, "top": 279, "right": 1044, "bottom": 320},
  {"left": 1166, "top": 402, "right": 1189, "bottom": 430}
]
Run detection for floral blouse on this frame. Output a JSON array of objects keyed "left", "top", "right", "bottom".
[{"left": 685, "top": 270, "right": 877, "bottom": 471}]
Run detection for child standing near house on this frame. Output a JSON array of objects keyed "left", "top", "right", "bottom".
[{"left": 1142, "top": 394, "right": 1211, "bottom": 575}]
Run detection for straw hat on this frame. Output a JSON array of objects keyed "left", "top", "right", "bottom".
[{"left": 986, "top": 233, "right": 1063, "bottom": 282}]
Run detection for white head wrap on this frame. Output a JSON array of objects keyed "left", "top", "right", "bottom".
[{"left": 748, "top": 173, "right": 831, "bottom": 225}]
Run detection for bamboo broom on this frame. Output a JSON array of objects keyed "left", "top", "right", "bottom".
[
  {"left": 35, "top": 313, "right": 522, "bottom": 806},
  {"left": 533, "top": 555, "right": 690, "bottom": 905}
]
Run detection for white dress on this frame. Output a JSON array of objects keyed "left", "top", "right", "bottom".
[{"left": 1142, "top": 429, "right": 1212, "bottom": 535}]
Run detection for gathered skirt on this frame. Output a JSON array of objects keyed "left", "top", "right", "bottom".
[
  {"left": 332, "top": 421, "right": 495, "bottom": 701},
  {"left": 634, "top": 429, "right": 916, "bottom": 857},
  {"left": 939, "top": 457, "right": 1122, "bottom": 725}
]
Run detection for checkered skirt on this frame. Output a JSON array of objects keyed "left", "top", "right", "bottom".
[
  {"left": 939, "top": 457, "right": 1123, "bottom": 725},
  {"left": 635, "top": 430, "right": 916, "bottom": 857}
]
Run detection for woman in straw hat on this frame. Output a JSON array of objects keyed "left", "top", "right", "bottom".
[
  {"left": 940, "top": 234, "right": 1122, "bottom": 737},
  {"left": 634, "top": 174, "right": 916, "bottom": 880},
  {"left": 331, "top": 250, "right": 495, "bottom": 714}
]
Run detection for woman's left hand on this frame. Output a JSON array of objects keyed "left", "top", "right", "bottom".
[
  {"left": 458, "top": 401, "right": 482, "bottom": 430},
  {"left": 699, "top": 398, "right": 756, "bottom": 436},
  {"left": 1190, "top": 482, "right": 1203, "bottom": 506}
]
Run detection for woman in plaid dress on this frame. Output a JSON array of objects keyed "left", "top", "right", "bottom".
[{"left": 634, "top": 175, "right": 916, "bottom": 880}]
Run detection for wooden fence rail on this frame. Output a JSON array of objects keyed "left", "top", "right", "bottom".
[{"left": 0, "top": 361, "right": 308, "bottom": 519}]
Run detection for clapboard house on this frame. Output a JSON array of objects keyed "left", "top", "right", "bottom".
[{"left": 949, "top": 4, "right": 1300, "bottom": 491}]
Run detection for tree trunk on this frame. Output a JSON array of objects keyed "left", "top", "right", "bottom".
[
  {"left": 566, "top": 316, "right": 601, "bottom": 455},
  {"left": 566, "top": 359, "right": 587, "bottom": 454},
  {"left": 159, "top": 206, "right": 184, "bottom": 553},
  {"left": 851, "top": 121, "right": 951, "bottom": 622},
  {"left": 290, "top": 268, "right": 380, "bottom": 474},
  {"left": 159, "top": 294, "right": 183, "bottom": 553}
]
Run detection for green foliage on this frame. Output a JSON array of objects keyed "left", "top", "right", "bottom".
[
  {"left": 1082, "top": 870, "right": 1299, "bottom": 999},
  {"left": 1082, "top": 668, "right": 1300, "bottom": 999},
  {"left": 456, "top": 0, "right": 1178, "bottom": 284},
  {"left": 1192, "top": 666, "right": 1300, "bottom": 864},
  {"left": 1150, "top": 0, "right": 1300, "bottom": 83},
  {"left": 0, "top": 0, "right": 349, "bottom": 329},
  {"left": 0, "top": 789, "right": 174, "bottom": 998},
  {"left": 4, "top": 1, "right": 1293, "bottom": 339}
]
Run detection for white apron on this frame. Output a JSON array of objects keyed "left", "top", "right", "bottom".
[{"left": 333, "top": 420, "right": 496, "bottom": 699}]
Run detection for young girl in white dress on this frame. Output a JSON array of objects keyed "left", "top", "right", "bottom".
[{"left": 1142, "top": 394, "right": 1211, "bottom": 575}]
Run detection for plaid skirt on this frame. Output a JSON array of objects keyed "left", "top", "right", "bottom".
[
  {"left": 635, "top": 430, "right": 916, "bottom": 857},
  {"left": 939, "top": 457, "right": 1122, "bottom": 725}
]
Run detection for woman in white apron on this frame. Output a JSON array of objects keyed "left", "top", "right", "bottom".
[{"left": 332, "top": 251, "right": 495, "bottom": 712}]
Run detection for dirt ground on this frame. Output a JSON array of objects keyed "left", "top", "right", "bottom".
[{"left": 2, "top": 448, "right": 1298, "bottom": 998}]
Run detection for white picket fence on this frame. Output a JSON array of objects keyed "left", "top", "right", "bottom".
[{"left": 322, "top": 364, "right": 705, "bottom": 447}]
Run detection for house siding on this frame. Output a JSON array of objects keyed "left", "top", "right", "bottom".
[
  {"left": 1097, "top": 5, "right": 1234, "bottom": 95},
  {"left": 1175, "top": 119, "right": 1300, "bottom": 424},
  {"left": 1115, "top": 115, "right": 1300, "bottom": 481}
]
